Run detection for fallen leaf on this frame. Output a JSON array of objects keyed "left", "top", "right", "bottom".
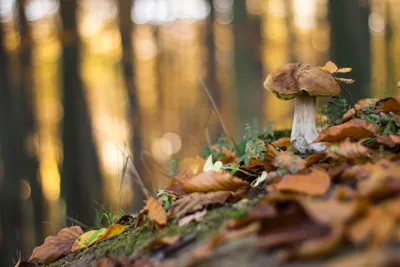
[
  {"left": 178, "top": 209, "right": 207, "bottom": 226},
  {"left": 304, "top": 152, "right": 326, "bottom": 167},
  {"left": 315, "top": 118, "right": 379, "bottom": 142},
  {"left": 169, "top": 191, "right": 232, "bottom": 219},
  {"left": 378, "top": 96, "right": 400, "bottom": 114},
  {"left": 333, "top": 185, "right": 359, "bottom": 200},
  {"left": 336, "top": 67, "right": 352, "bottom": 73},
  {"left": 29, "top": 226, "right": 83, "bottom": 264},
  {"left": 323, "top": 61, "right": 338, "bottom": 73},
  {"left": 165, "top": 168, "right": 195, "bottom": 196},
  {"left": 96, "top": 258, "right": 114, "bottom": 267},
  {"left": 357, "top": 160, "right": 400, "bottom": 201},
  {"left": 137, "top": 197, "right": 167, "bottom": 229},
  {"left": 335, "top": 77, "right": 355, "bottom": 84},
  {"left": 182, "top": 171, "right": 249, "bottom": 193},
  {"left": 325, "top": 248, "right": 400, "bottom": 267},
  {"left": 338, "top": 163, "right": 374, "bottom": 182},
  {"left": 71, "top": 228, "right": 107, "bottom": 252},
  {"left": 376, "top": 134, "right": 398, "bottom": 148},
  {"left": 271, "top": 137, "right": 291, "bottom": 149},
  {"left": 274, "top": 168, "right": 330, "bottom": 196},
  {"left": 327, "top": 138, "right": 370, "bottom": 161},
  {"left": 145, "top": 235, "right": 182, "bottom": 249},
  {"left": 272, "top": 151, "right": 306, "bottom": 173},
  {"left": 342, "top": 98, "right": 380, "bottom": 122},
  {"left": 390, "top": 134, "right": 400, "bottom": 144},
  {"left": 256, "top": 200, "right": 330, "bottom": 249}
]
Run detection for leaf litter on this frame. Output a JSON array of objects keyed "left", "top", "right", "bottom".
[{"left": 24, "top": 63, "right": 400, "bottom": 266}]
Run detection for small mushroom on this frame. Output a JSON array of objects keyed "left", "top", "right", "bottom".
[{"left": 263, "top": 63, "right": 341, "bottom": 154}]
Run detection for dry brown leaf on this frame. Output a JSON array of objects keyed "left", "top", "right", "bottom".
[
  {"left": 165, "top": 168, "right": 195, "bottom": 196},
  {"left": 333, "top": 185, "right": 358, "bottom": 200},
  {"left": 96, "top": 258, "right": 114, "bottom": 267},
  {"left": 29, "top": 226, "right": 83, "bottom": 264},
  {"left": 281, "top": 222, "right": 344, "bottom": 261},
  {"left": 145, "top": 234, "right": 182, "bottom": 249},
  {"left": 169, "top": 191, "right": 232, "bottom": 219},
  {"left": 272, "top": 151, "right": 305, "bottom": 173},
  {"left": 315, "top": 118, "right": 379, "bottom": 142},
  {"left": 342, "top": 98, "right": 380, "bottom": 122},
  {"left": 336, "top": 67, "right": 352, "bottom": 73},
  {"left": 348, "top": 199, "right": 400, "bottom": 246},
  {"left": 378, "top": 96, "right": 400, "bottom": 114},
  {"left": 256, "top": 200, "right": 330, "bottom": 249},
  {"left": 182, "top": 171, "right": 249, "bottom": 193},
  {"left": 178, "top": 209, "right": 207, "bottom": 226},
  {"left": 304, "top": 152, "right": 326, "bottom": 167},
  {"left": 357, "top": 160, "right": 400, "bottom": 202},
  {"left": 325, "top": 248, "right": 400, "bottom": 267},
  {"left": 338, "top": 163, "right": 374, "bottom": 182},
  {"left": 376, "top": 134, "right": 398, "bottom": 148},
  {"left": 137, "top": 196, "right": 167, "bottom": 229},
  {"left": 390, "top": 134, "right": 400, "bottom": 144},
  {"left": 327, "top": 138, "right": 370, "bottom": 161},
  {"left": 274, "top": 168, "right": 330, "bottom": 196},
  {"left": 271, "top": 137, "right": 291, "bottom": 149},
  {"left": 335, "top": 77, "right": 355, "bottom": 84},
  {"left": 323, "top": 61, "right": 338, "bottom": 73}
]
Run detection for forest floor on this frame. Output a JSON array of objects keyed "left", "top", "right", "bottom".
[{"left": 19, "top": 88, "right": 400, "bottom": 267}]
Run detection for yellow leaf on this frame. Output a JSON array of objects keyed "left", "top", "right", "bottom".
[
  {"left": 71, "top": 228, "right": 107, "bottom": 252},
  {"left": 335, "top": 78, "right": 355, "bottom": 84},
  {"left": 324, "top": 61, "right": 338, "bottom": 73},
  {"left": 336, "top": 67, "right": 352, "bottom": 73},
  {"left": 71, "top": 224, "right": 128, "bottom": 252}
]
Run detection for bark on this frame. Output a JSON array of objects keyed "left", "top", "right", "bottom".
[
  {"left": 118, "top": 0, "right": 147, "bottom": 212},
  {"left": 329, "top": 0, "right": 371, "bottom": 100},
  {"left": 60, "top": 0, "right": 102, "bottom": 225}
]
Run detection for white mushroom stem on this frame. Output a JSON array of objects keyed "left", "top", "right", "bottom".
[{"left": 291, "top": 92, "right": 326, "bottom": 154}]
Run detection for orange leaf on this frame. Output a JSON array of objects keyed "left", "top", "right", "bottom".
[
  {"left": 336, "top": 67, "right": 352, "bottom": 73},
  {"left": 272, "top": 151, "right": 306, "bottom": 173},
  {"left": 379, "top": 96, "right": 400, "bottom": 114},
  {"left": 29, "top": 226, "right": 83, "bottom": 264},
  {"left": 145, "top": 234, "right": 182, "bottom": 249},
  {"left": 182, "top": 171, "right": 249, "bottom": 193},
  {"left": 137, "top": 196, "right": 167, "bottom": 229},
  {"left": 376, "top": 134, "right": 398, "bottom": 148},
  {"left": 342, "top": 98, "right": 380, "bottom": 122},
  {"left": 168, "top": 191, "right": 233, "bottom": 219},
  {"left": 274, "top": 168, "right": 330, "bottom": 196},
  {"left": 327, "top": 138, "right": 370, "bottom": 161},
  {"left": 323, "top": 61, "right": 338, "bottom": 73},
  {"left": 315, "top": 118, "right": 379, "bottom": 142},
  {"left": 271, "top": 137, "right": 291, "bottom": 149}
]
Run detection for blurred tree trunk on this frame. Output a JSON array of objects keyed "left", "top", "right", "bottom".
[
  {"left": 60, "top": 0, "right": 102, "bottom": 225},
  {"left": 17, "top": 0, "right": 43, "bottom": 245},
  {"left": 233, "top": 1, "right": 263, "bottom": 133},
  {"left": 0, "top": 24, "right": 23, "bottom": 267},
  {"left": 118, "top": 0, "right": 147, "bottom": 211},
  {"left": 329, "top": 0, "right": 371, "bottom": 100}
]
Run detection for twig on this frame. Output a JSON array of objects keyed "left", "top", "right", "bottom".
[
  {"left": 67, "top": 216, "right": 88, "bottom": 229},
  {"left": 339, "top": 83, "right": 354, "bottom": 107},
  {"left": 126, "top": 157, "right": 152, "bottom": 198},
  {"left": 199, "top": 77, "right": 230, "bottom": 137},
  {"left": 204, "top": 110, "right": 213, "bottom": 147}
]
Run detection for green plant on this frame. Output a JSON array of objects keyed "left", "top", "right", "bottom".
[
  {"left": 157, "top": 189, "right": 177, "bottom": 210},
  {"left": 169, "top": 160, "right": 178, "bottom": 179},
  {"left": 319, "top": 95, "right": 350, "bottom": 126},
  {"left": 237, "top": 122, "right": 268, "bottom": 165},
  {"left": 95, "top": 202, "right": 125, "bottom": 227},
  {"left": 359, "top": 110, "right": 400, "bottom": 135}
]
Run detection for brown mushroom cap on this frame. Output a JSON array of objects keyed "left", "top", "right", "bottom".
[{"left": 263, "top": 63, "right": 341, "bottom": 100}]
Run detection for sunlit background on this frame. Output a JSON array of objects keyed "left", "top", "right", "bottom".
[{"left": 0, "top": 0, "right": 399, "bottom": 265}]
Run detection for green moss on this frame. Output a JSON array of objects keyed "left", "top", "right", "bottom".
[{"left": 47, "top": 199, "right": 258, "bottom": 266}]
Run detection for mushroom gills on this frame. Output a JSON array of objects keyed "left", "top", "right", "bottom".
[{"left": 291, "top": 91, "right": 326, "bottom": 154}]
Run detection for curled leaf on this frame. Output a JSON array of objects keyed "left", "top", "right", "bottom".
[
  {"left": 137, "top": 196, "right": 167, "bottom": 229},
  {"left": 327, "top": 138, "right": 370, "bottom": 161},
  {"left": 169, "top": 191, "right": 232, "bottom": 219},
  {"left": 315, "top": 118, "right": 379, "bottom": 142},
  {"left": 29, "top": 226, "right": 83, "bottom": 264},
  {"left": 323, "top": 61, "right": 338, "bottom": 73},
  {"left": 342, "top": 98, "right": 380, "bottom": 122},
  {"left": 335, "top": 77, "right": 355, "bottom": 84},
  {"left": 272, "top": 152, "right": 306, "bottom": 173},
  {"left": 336, "top": 67, "right": 352, "bottom": 73},
  {"left": 183, "top": 171, "right": 249, "bottom": 193},
  {"left": 274, "top": 168, "right": 331, "bottom": 196}
]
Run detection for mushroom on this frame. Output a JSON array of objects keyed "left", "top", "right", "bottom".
[{"left": 263, "top": 63, "right": 341, "bottom": 154}]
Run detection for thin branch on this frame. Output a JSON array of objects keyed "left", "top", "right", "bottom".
[
  {"left": 199, "top": 77, "right": 230, "bottom": 137},
  {"left": 66, "top": 216, "right": 88, "bottom": 229},
  {"left": 126, "top": 157, "right": 152, "bottom": 198}
]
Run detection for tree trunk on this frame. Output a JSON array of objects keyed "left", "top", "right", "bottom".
[
  {"left": 0, "top": 22, "right": 23, "bottom": 267},
  {"left": 329, "top": 0, "right": 371, "bottom": 100},
  {"left": 118, "top": 0, "right": 147, "bottom": 211},
  {"left": 233, "top": 1, "right": 263, "bottom": 134},
  {"left": 60, "top": 0, "right": 102, "bottom": 225}
]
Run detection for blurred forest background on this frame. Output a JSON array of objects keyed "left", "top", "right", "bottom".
[{"left": 0, "top": 0, "right": 399, "bottom": 265}]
